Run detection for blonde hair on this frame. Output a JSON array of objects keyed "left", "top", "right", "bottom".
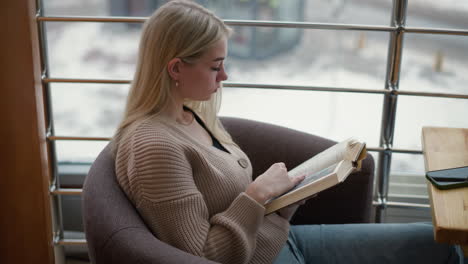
[{"left": 112, "top": 0, "right": 234, "bottom": 154}]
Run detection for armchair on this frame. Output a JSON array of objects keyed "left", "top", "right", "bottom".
[{"left": 83, "top": 117, "right": 374, "bottom": 263}]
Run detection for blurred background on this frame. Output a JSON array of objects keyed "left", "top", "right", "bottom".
[{"left": 39, "top": 0, "right": 468, "bottom": 262}]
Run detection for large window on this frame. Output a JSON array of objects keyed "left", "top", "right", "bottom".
[{"left": 38, "top": 0, "right": 468, "bottom": 262}]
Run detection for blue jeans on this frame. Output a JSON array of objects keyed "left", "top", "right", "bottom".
[{"left": 274, "top": 223, "right": 465, "bottom": 264}]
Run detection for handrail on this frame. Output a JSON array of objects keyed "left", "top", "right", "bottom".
[
  {"left": 373, "top": 200, "right": 430, "bottom": 209},
  {"left": 54, "top": 237, "right": 87, "bottom": 245},
  {"left": 50, "top": 185, "right": 82, "bottom": 195},
  {"left": 37, "top": 16, "right": 394, "bottom": 32},
  {"left": 406, "top": 27, "right": 468, "bottom": 36},
  {"left": 43, "top": 78, "right": 468, "bottom": 99},
  {"left": 44, "top": 137, "right": 420, "bottom": 154},
  {"left": 48, "top": 136, "right": 110, "bottom": 141},
  {"left": 44, "top": 78, "right": 130, "bottom": 84},
  {"left": 37, "top": 15, "right": 468, "bottom": 36}
]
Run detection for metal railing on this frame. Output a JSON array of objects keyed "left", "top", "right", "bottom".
[
  {"left": 37, "top": 0, "right": 468, "bottom": 250},
  {"left": 43, "top": 78, "right": 468, "bottom": 99},
  {"left": 36, "top": 15, "right": 468, "bottom": 36}
]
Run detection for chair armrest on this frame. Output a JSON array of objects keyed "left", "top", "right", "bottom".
[
  {"left": 84, "top": 145, "right": 219, "bottom": 264},
  {"left": 220, "top": 117, "right": 375, "bottom": 224},
  {"left": 98, "top": 227, "right": 218, "bottom": 264}
]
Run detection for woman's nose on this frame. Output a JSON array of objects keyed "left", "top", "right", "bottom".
[{"left": 217, "top": 68, "right": 228, "bottom": 82}]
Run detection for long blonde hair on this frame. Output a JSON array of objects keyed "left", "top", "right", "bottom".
[{"left": 112, "top": 0, "right": 234, "bottom": 154}]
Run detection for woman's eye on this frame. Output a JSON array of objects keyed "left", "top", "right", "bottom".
[{"left": 211, "top": 67, "right": 221, "bottom": 72}]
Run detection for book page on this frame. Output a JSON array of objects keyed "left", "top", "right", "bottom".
[
  {"left": 288, "top": 162, "right": 339, "bottom": 193},
  {"left": 288, "top": 139, "right": 352, "bottom": 178},
  {"left": 345, "top": 140, "right": 366, "bottom": 161},
  {"left": 264, "top": 158, "right": 358, "bottom": 214},
  {"left": 269, "top": 162, "right": 339, "bottom": 201}
]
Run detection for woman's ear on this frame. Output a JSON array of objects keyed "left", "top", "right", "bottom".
[{"left": 167, "top": 58, "right": 182, "bottom": 81}]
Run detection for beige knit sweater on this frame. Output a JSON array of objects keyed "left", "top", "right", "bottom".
[{"left": 115, "top": 115, "right": 290, "bottom": 264}]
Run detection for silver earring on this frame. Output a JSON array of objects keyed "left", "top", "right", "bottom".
[{"left": 175, "top": 81, "right": 179, "bottom": 87}]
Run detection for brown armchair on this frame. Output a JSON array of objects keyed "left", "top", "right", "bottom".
[{"left": 83, "top": 117, "right": 374, "bottom": 263}]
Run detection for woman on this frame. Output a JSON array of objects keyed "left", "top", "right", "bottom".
[{"left": 112, "top": 1, "right": 464, "bottom": 263}]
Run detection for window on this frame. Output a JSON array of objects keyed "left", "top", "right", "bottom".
[{"left": 38, "top": 0, "right": 468, "bottom": 261}]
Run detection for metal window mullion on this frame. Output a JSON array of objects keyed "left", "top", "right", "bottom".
[
  {"left": 36, "top": 0, "right": 66, "bottom": 258},
  {"left": 375, "top": 0, "right": 408, "bottom": 223}
]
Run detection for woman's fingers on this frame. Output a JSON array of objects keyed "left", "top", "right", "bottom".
[
  {"left": 290, "top": 174, "right": 306, "bottom": 185},
  {"left": 257, "top": 163, "right": 306, "bottom": 200},
  {"left": 277, "top": 162, "right": 286, "bottom": 170}
]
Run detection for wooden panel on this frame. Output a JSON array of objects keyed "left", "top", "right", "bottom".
[
  {"left": 422, "top": 127, "right": 468, "bottom": 256},
  {"left": 0, "top": 0, "right": 54, "bottom": 263}
]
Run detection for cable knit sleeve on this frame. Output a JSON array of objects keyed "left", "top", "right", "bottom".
[{"left": 126, "top": 134, "right": 267, "bottom": 264}]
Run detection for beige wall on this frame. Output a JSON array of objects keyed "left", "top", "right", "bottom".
[{"left": 0, "top": 0, "right": 54, "bottom": 263}]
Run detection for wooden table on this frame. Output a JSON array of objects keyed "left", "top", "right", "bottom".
[{"left": 422, "top": 127, "right": 468, "bottom": 257}]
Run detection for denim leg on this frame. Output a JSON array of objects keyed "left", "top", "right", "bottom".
[
  {"left": 289, "top": 223, "right": 460, "bottom": 264},
  {"left": 455, "top": 245, "right": 468, "bottom": 264},
  {"left": 273, "top": 235, "right": 304, "bottom": 264}
]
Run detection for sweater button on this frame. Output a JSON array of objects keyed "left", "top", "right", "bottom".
[{"left": 238, "top": 158, "right": 248, "bottom": 168}]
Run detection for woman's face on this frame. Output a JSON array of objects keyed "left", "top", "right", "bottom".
[{"left": 177, "top": 37, "right": 228, "bottom": 101}]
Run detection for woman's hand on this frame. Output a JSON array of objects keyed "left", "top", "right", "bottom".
[
  {"left": 245, "top": 162, "right": 305, "bottom": 205},
  {"left": 277, "top": 193, "right": 318, "bottom": 221},
  {"left": 277, "top": 200, "right": 306, "bottom": 221}
]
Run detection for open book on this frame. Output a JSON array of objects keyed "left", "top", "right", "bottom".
[{"left": 264, "top": 138, "right": 367, "bottom": 215}]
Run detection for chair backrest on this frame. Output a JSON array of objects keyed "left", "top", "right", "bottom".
[
  {"left": 82, "top": 117, "right": 374, "bottom": 263},
  {"left": 220, "top": 117, "right": 375, "bottom": 224}
]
